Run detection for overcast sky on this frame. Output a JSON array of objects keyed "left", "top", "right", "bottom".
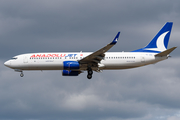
[{"left": 0, "top": 0, "right": 180, "bottom": 120}]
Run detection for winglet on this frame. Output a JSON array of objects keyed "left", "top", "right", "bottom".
[
  {"left": 155, "top": 47, "right": 177, "bottom": 57},
  {"left": 110, "top": 32, "right": 120, "bottom": 45},
  {"left": 79, "top": 32, "right": 120, "bottom": 64}
]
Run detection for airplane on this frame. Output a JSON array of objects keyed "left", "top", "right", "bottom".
[{"left": 4, "top": 22, "right": 177, "bottom": 79}]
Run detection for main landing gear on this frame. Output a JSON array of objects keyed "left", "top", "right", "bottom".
[{"left": 87, "top": 67, "right": 93, "bottom": 79}]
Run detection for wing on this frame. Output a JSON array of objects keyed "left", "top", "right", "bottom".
[{"left": 79, "top": 32, "right": 120, "bottom": 64}]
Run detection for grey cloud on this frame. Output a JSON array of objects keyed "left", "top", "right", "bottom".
[
  {"left": 0, "top": 0, "right": 180, "bottom": 120},
  {"left": 1, "top": 58, "right": 180, "bottom": 120},
  {"left": 1, "top": 0, "right": 180, "bottom": 59}
]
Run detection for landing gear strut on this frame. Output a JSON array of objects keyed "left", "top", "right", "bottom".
[
  {"left": 87, "top": 67, "right": 93, "bottom": 79},
  {"left": 15, "top": 69, "right": 24, "bottom": 77}
]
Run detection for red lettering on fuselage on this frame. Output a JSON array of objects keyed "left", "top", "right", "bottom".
[
  {"left": 60, "top": 54, "right": 66, "bottom": 57},
  {"left": 36, "top": 54, "right": 41, "bottom": 57},
  {"left": 41, "top": 54, "right": 46, "bottom": 57},
  {"left": 46, "top": 54, "right": 52, "bottom": 57},
  {"left": 30, "top": 54, "right": 67, "bottom": 58},
  {"left": 30, "top": 55, "right": 36, "bottom": 58}
]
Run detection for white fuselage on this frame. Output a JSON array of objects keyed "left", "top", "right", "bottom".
[
  {"left": 3, "top": 22, "right": 175, "bottom": 79},
  {"left": 4, "top": 52, "right": 167, "bottom": 71}
]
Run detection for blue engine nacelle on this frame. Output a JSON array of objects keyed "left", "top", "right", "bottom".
[
  {"left": 63, "top": 61, "right": 80, "bottom": 70},
  {"left": 62, "top": 70, "right": 80, "bottom": 76}
]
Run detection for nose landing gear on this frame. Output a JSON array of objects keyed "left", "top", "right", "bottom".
[
  {"left": 14, "top": 69, "right": 24, "bottom": 77},
  {"left": 20, "top": 72, "right": 24, "bottom": 77}
]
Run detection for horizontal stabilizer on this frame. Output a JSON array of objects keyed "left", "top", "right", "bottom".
[{"left": 155, "top": 47, "right": 177, "bottom": 57}]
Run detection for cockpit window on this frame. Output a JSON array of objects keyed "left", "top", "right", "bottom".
[{"left": 11, "top": 57, "right": 17, "bottom": 60}]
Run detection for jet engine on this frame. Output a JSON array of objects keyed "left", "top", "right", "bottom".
[
  {"left": 63, "top": 61, "right": 80, "bottom": 70},
  {"left": 62, "top": 70, "right": 80, "bottom": 76}
]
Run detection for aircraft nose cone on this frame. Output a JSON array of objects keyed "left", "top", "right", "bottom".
[{"left": 4, "top": 61, "right": 11, "bottom": 67}]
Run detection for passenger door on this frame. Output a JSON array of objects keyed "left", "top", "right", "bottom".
[{"left": 23, "top": 56, "right": 28, "bottom": 63}]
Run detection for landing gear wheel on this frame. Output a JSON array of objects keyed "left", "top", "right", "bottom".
[
  {"left": 87, "top": 74, "right": 92, "bottom": 79},
  {"left": 87, "top": 67, "right": 93, "bottom": 79},
  {"left": 88, "top": 70, "right": 93, "bottom": 75},
  {"left": 87, "top": 67, "right": 93, "bottom": 75},
  {"left": 20, "top": 72, "right": 24, "bottom": 77}
]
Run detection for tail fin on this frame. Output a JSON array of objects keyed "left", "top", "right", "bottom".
[{"left": 132, "top": 22, "right": 173, "bottom": 53}]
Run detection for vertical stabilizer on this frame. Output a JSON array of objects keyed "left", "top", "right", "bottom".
[{"left": 132, "top": 22, "right": 173, "bottom": 53}]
